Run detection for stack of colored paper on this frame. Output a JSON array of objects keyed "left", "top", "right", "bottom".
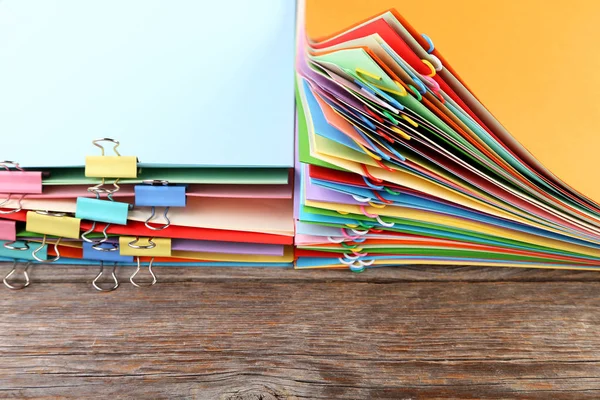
[
  {"left": 0, "top": 0, "right": 296, "bottom": 281},
  {"left": 4, "top": 0, "right": 600, "bottom": 280},
  {"left": 294, "top": 0, "right": 600, "bottom": 271}
]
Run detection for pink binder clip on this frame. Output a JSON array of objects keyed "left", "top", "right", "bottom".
[
  {"left": 0, "top": 219, "right": 16, "bottom": 241},
  {"left": 0, "top": 161, "right": 43, "bottom": 214}
]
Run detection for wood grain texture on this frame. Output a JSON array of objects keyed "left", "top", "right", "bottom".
[{"left": 1, "top": 263, "right": 600, "bottom": 399}]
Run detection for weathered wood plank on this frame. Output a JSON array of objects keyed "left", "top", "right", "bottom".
[
  {"left": 1, "top": 266, "right": 600, "bottom": 398},
  {"left": 2, "top": 263, "right": 600, "bottom": 284}
]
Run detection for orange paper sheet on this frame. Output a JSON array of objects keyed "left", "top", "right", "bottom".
[{"left": 305, "top": 0, "right": 600, "bottom": 204}]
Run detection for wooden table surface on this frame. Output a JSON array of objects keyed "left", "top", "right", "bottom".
[{"left": 1, "top": 264, "right": 600, "bottom": 399}]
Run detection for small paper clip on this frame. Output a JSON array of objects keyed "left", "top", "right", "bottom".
[
  {"left": 349, "top": 258, "right": 375, "bottom": 273},
  {"left": 390, "top": 126, "right": 411, "bottom": 141},
  {"left": 364, "top": 106, "right": 384, "bottom": 123},
  {"left": 3, "top": 260, "right": 32, "bottom": 290},
  {"left": 339, "top": 253, "right": 360, "bottom": 263},
  {"left": 349, "top": 262, "right": 366, "bottom": 273},
  {"left": 407, "top": 85, "right": 423, "bottom": 101},
  {"left": 327, "top": 236, "right": 345, "bottom": 244},
  {"left": 375, "top": 128, "right": 395, "bottom": 144},
  {"left": 350, "top": 227, "right": 369, "bottom": 236},
  {"left": 355, "top": 68, "right": 382, "bottom": 82},
  {"left": 135, "top": 180, "right": 187, "bottom": 231},
  {"left": 393, "top": 81, "right": 408, "bottom": 97},
  {"left": 352, "top": 194, "right": 371, "bottom": 203},
  {"left": 341, "top": 228, "right": 360, "bottom": 241},
  {"left": 427, "top": 54, "right": 443, "bottom": 71},
  {"left": 130, "top": 257, "right": 157, "bottom": 288},
  {"left": 360, "top": 164, "right": 383, "bottom": 184},
  {"left": 375, "top": 159, "right": 395, "bottom": 172},
  {"left": 359, "top": 114, "right": 377, "bottom": 131},
  {"left": 400, "top": 115, "right": 419, "bottom": 128},
  {"left": 421, "top": 75, "right": 441, "bottom": 94},
  {"left": 373, "top": 191, "right": 394, "bottom": 204},
  {"left": 421, "top": 33, "right": 435, "bottom": 54},
  {"left": 384, "top": 186, "right": 401, "bottom": 196},
  {"left": 376, "top": 215, "right": 395, "bottom": 228},
  {"left": 421, "top": 59, "right": 436, "bottom": 77},
  {"left": 360, "top": 205, "right": 378, "bottom": 219},
  {"left": 92, "top": 261, "right": 119, "bottom": 292},
  {"left": 361, "top": 175, "right": 384, "bottom": 191}
]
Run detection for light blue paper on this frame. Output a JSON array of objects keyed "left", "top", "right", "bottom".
[{"left": 0, "top": 0, "right": 295, "bottom": 168}]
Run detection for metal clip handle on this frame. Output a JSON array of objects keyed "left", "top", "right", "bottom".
[
  {"left": 0, "top": 161, "right": 25, "bottom": 171},
  {"left": 92, "top": 262, "right": 119, "bottom": 292},
  {"left": 128, "top": 236, "right": 156, "bottom": 250},
  {"left": 130, "top": 257, "right": 157, "bottom": 288},
  {"left": 92, "top": 138, "right": 121, "bottom": 156},
  {"left": 3, "top": 240, "right": 30, "bottom": 251},
  {"left": 3, "top": 260, "right": 31, "bottom": 290},
  {"left": 32, "top": 235, "right": 62, "bottom": 263},
  {"left": 145, "top": 206, "right": 171, "bottom": 231}
]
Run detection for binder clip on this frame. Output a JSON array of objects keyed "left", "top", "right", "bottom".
[
  {"left": 0, "top": 161, "right": 42, "bottom": 215},
  {"left": 82, "top": 241, "right": 133, "bottom": 263},
  {"left": 3, "top": 260, "right": 32, "bottom": 290},
  {"left": 85, "top": 138, "right": 137, "bottom": 179},
  {"left": 79, "top": 138, "right": 137, "bottom": 250},
  {"left": 0, "top": 219, "right": 22, "bottom": 251},
  {"left": 92, "top": 261, "right": 119, "bottom": 292},
  {"left": 130, "top": 257, "right": 157, "bottom": 288},
  {"left": 120, "top": 236, "right": 172, "bottom": 257},
  {"left": 338, "top": 255, "right": 374, "bottom": 273},
  {"left": 134, "top": 180, "right": 186, "bottom": 230},
  {"left": 26, "top": 210, "right": 81, "bottom": 263}
]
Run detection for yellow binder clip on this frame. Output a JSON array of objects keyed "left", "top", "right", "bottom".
[
  {"left": 119, "top": 236, "right": 172, "bottom": 257},
  {"left": 85, "top": 138, "right": 138, "bottom": 178},
  {"left": 25, "top": 210, "right": 81, "bottom": 262}
]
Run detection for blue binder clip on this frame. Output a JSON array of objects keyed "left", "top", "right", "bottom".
[{"left": 134, "top": 180, "right": 186, "bottom": 231}]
